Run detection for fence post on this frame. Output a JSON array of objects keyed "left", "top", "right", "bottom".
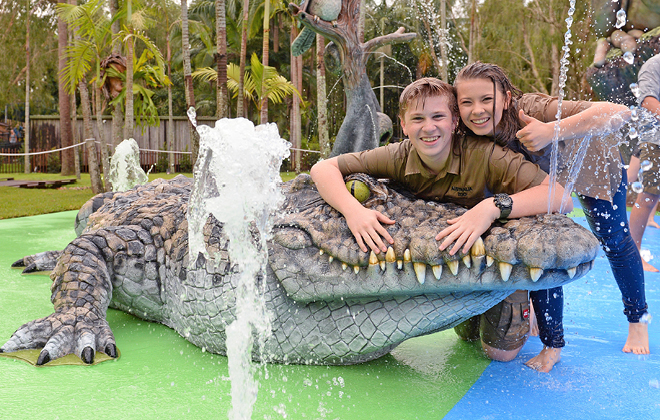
[{"left": 86, "top": 138, "right": 104, "bottom": 194}]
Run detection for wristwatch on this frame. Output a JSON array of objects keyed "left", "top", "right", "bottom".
[{"left": 493, "top": 193, "right": 513, "bottom": 220}]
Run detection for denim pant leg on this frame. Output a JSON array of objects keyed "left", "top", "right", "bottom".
[
  {"left": 530, "top": 287, "right": 565, "bottom": 348},
  {"left": 577, "top": 172, "right": 648, "bottom": 323}
]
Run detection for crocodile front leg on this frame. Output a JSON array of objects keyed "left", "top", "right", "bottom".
[{"left": 1, "top": 236, "right": 117, "bottom": 365}]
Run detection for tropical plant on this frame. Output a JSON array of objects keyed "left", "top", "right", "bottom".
[{"left": 192, "top": 53, "right": 302, "bottom": 116}]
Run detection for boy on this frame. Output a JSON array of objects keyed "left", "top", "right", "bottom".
[{"left": 310, "top": 77, "right": 571, "bottom": 362}]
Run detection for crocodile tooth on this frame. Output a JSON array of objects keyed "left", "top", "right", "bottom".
[
  {"left": 499, "top": 262, "right": 513, "bottom": 282},
  {"left": 447, "top": 260, "right": 459, "bottom": 276},
  {"left": 328, "top": 256, "right": 333, "bottom": 263},
  {"left": 413, "top": 263, "right": 426, "bottom": 284},
  {"left": 369, "top": 251, "right": 379, "bottom": 266},
  {"left": 462, "top": 255, "right": 471, "bottom": 268},
  {"left": 432, "top": 265, "right": 442, "bottom": 280},
  {"left": 471, "top": 254, "right": 485, "bottom": 268},
  {"left": 529, "top": 267, "right": 543, "bottom": 282},
  {"left": 567, "top": 266, "right": 577, "bottom": 279},
  {"left": 385, "top": 246, "right": 396, "bottom": 263},
  {"left": 404, "top": 249, "right": 411, "bottom": 263},
  {"left": 471, "top": 237, "right": 485, "bottom": 257},
  {"left": 319, "top": 249, "right": 324, "bottom": 256},
  {"left": 397, "top": 260, "right": 403, "bottom": 270},
  {"left": 379, "top": 261, "right": 386, "bottom": 271},
  {"left": 353, "top": 266, "right": 360, "bottom": 274},
  {"left": 486, "top": 255, "right": 494, "bottom": 267},
  {"left": 342, "top": 262, "right": 348, "bottom": 271}
]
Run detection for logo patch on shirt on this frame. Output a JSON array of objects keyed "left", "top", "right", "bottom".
[
  {"left": 523, "top": 308, "right": 530, "bottom": 319},
  {"left": 451, "top": 186, "right": 473, "bottom": 197}
]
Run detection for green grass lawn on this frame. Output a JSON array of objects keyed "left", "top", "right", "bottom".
[{"left": 0, "top": 171, "right": 301, "bottom": 220}]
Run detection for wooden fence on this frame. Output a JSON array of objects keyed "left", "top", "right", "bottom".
[{"left": 0, "top": 115, "right": 217, "bottom": 174}]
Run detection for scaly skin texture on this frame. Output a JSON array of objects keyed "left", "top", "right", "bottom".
[{"left": 3, "top": 174, "right": 600, "bottom": 365}]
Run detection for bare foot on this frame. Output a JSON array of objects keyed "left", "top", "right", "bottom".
[
  {"left": 529, "top": 299, "right": 539, "bottom": 337},
  {"left": 525, "top": 346, "right": 561, "bottom": 373},
  {"left": 622, "top": 322, "right": 650, "bottom": 355},
  {"left": 647, "top": 218, "right": 660, "bottom": 229},
  {"left": 642, "top": 259, "right": 659, "bottom": 273}
]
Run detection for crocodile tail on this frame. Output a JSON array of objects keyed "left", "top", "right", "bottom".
[{"left": 291, "top": 27, "right": 316, "bottom": 56}]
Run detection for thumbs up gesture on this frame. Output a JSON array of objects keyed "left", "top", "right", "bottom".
[{"left": 516, "top": 110, "right": 555, "bottom": 152}]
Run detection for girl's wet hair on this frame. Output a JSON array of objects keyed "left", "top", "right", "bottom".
[
  {"left": 454, "top": 62, "right": 524, "bottom": 147},
  {"left": 399, "top": 77, "right": 458, "bottom": 121}
]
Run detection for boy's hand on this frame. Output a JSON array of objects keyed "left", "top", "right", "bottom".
[
  {"left": 435, "top": 199, "right": 499, "bottom": 255},
  {"left": 345, "top": 206, "right": 395, "bottom": 254},
  {"left": 516, "top": 110, "right": 554, "bottom": 152}
]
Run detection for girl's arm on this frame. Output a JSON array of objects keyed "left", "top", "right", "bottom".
[
  {"left": 435, "top": 175, "right": 571, "bottom": 255},
  {"left": 516, "top": 101, "right": 630, "bottom": 152},
  {"left": 310, "top": 158, "right": 395, "bottom": 254}
]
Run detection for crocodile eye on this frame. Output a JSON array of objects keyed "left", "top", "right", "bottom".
[{"left": 345, "top": 180, "right": 370, "bottom": 203}]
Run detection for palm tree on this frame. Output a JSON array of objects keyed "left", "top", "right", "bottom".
[
  {"left": 180, "top": 0, "right": 198, "bottom": 162},
  {"left": 58, "top": 0, "right": 74, "bottom": 175},
  {"left": 216, "top": 0, "right": 228, "bottom": 118},
  {"left": 192, "top": 53, "right": 301, "bottom": 119},
  {"left": 237, "top": 0, "right": 249, "bottom": 118}
]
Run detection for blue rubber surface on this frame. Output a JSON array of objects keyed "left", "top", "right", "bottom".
[{"left": 446, "top": 199, "right": 660, "bottom": 419}]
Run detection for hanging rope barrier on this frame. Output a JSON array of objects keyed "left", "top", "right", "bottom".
[{"left": 0, "top": 141, "right": 322, "bottom": 156}]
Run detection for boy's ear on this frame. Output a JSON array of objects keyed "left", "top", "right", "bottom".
[{"left": 400, "top": 116, "right": 408, "bottom": 136}]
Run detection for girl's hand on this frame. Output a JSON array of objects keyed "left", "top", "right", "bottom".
[
  {"left": 516, "top": 110, "right": 555, "bottom": 152},
  {"left": 435, "top": 199, "right": 499, "bottom": 255},
  {"left": 345, "top": 206, "right": 395, "bottom": 254}
]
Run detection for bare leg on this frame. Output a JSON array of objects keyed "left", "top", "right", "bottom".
[
  {"left": 529, "top": 299, "right": 539, "bottom": 337},
  {"left": 629, "top": 191, "right": 660, "bottom": 272},
  {"left": 623, "top": 322, "right": 650, "bottom": 355},
  {"left": 647, "top": 202, "right": 660, "bottom": 228},
  {"left": 481, "top": 341, "right": 523, "bottom": 362},
  {"left": 525, "top": 346, "right": 562, "bottom": 373},
  {"left": 627, "top": 156, "right": 641, "bottom": 183}
]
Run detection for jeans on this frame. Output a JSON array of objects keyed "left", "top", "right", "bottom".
[{"left": 532, "top": 169, "right": 648, "bottom": 348}]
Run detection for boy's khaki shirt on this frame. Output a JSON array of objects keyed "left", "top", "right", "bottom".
[{"left": 337, "top": 136, "right": 546, "bottom": 209}]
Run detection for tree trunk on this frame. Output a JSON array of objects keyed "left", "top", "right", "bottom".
[
  {"left": 290, "top": 25, "right": 301, "bottom": 172},
  {"left": 181, "top": 0, "right": 198, "bottom": 162},
  {"left": 95, "top": 84, "right": 111, "bottom": 191},
  {"left": 468, "top": 0, "right": 476, "bottom": 64},
  {"left": 24, "top": 0, "right": 30, "bottom": 174},
  {"left": 167, "top": 28, "right": 175, "bottom": 173},
  {"left": 71, "top": 90, "right": 80, "bottom": 179},
  {"left": 237, "top": 0, "right": 249, "bottom": 118},
  {"left": 260, "top": 0, "right": 270, "bottom": 124},
  {"left": 124, "top": 37, "right": 134, "bottom": 140},
  {"left": 86, "top": 138, "right": 104, "bottom": 194},
  {"left": 215, "top": 0, "right": 228, "bottom": 119},
  {"left": 58, "top": 0, "right": 74, "bottom": 175},
  {"left": 316, "top": 35, "right": 330, "bottom": 159},
  {"left": 439, "top": 0, "right": 448, "bottom": 82},
  {"left": 109, "top": 0, "right": 123, "bottom": 147}
]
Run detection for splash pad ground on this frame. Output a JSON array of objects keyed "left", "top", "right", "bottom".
[{"left": 0, "top": 199, "right": 658, "bottom": 419}]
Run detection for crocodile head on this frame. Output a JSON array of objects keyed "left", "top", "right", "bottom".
[{"left": 269, "top": 173, "right": 600, "bottom": 303}]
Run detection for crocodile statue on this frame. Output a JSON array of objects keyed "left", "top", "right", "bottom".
[{"left": 2, "top": 173, "right": 599, "bottom": 366}]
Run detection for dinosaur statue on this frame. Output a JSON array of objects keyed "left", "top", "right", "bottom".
[
  {"left": 3, "top": 173, "right": 599, "bottom": 366},
  {"left": 290, "top": 0, "right": 416, "bottom": 156}
]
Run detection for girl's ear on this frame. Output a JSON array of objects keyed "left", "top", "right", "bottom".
[{"left": 504, "top": 90, "right": 512, "bottom": 110}]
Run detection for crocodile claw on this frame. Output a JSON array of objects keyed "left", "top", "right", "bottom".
[
  {"left": 81, "top": 346, "right": 95, "bottom": 364},
  {"left": 37, "top": 349, "right": 51, "bottom": 366},
  {"left": 11, "top": 258, "right": 25, "bottom": 268},
  {"left": 105, "top": 343, "right": 118, "bottom": 358}
]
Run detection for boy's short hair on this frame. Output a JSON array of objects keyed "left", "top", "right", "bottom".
[{"left": 399, "top": 77, "right": 458, "bottom": 120}]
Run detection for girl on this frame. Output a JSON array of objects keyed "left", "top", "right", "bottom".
[{"left": 453, "top": 62, "right": 649, "bottom": 372}]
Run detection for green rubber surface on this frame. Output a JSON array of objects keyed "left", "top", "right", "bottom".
[{"left": 0, "top": 211, "right": 489, "bottom": 419}]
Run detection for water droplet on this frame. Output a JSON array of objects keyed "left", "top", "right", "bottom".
[
  {"left": 650, "top": 379, "right": 660, "bottom": 388},
  {"left": 631, "top": 107, "right": 639, "bottom": 121},
  {"left": 641, "top": 160, "right": 653, "bottom": 172},
  {"left": 632, "top": 181, "right": 643, "bottom": 193},
  {"left": 623, "top": 51, "right": 635, "bottom": 64},
  {"left": 641, "top": 313, "right": 653, "bottom": 324},
  {"left": 630, "top": 83, "right": 641, "bottom": 98},
  {"left": 616, "top": 9, "right": 627, "bottom": 29}
]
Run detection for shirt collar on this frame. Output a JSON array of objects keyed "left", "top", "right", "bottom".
[{"left": 404, "top": 138, "right": 462, "bottom": 179}]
